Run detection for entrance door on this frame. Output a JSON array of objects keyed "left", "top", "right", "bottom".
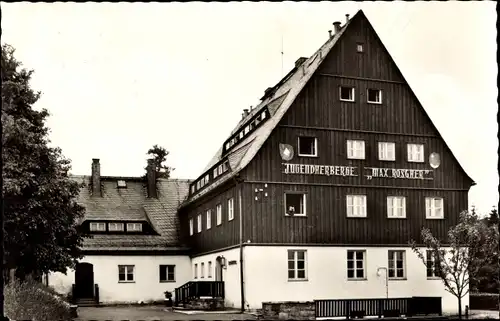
[
  {"left": 75, "top": 263, "right": 94, "bottom": 299},
  {"left": 215, "top": 256, "right": 223, "bottom": 281}
]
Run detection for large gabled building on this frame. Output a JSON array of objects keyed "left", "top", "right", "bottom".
[{"left": 178, "top": 10, "right": 474, "bottom": 312}]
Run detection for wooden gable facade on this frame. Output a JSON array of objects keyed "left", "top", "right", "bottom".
[{"left": 179, "top": 10, "right": 474, "bottom": 255}]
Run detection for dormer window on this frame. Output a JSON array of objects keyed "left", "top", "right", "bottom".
[
  {"left": 261, "top": 111, "right": 267, "bottom": 120},
  {"left": 117, "top": 180, "right": 127, "bottom": 188},
  {"left": 109, "top": 222, "right": 124, "bottom": 231},
  {"left": 126, "top": 223, "right": 142, "bottom": 232},
  {"left": 90, "top": 222, "right": 106, "bottom": 232}
]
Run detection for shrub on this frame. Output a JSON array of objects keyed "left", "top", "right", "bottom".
[
  {"left": 469, "top": 292, "right": 499, "bottom": 311},
  {"left": 4, "top": 278, "right": 73, "bottom": 321}
]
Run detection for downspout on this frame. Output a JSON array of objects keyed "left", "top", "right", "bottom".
[{"left": 232, "top": 174, "right": 245, "bottom": 312}]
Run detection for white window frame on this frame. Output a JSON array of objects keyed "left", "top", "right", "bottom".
[
  {"left": 200, "top": 262, "right": 205, "bottom": 278},
  {"left": 108, "top": 222, "right": 124, "bottom": 231},
  {"left": 387, "top": 196, "right": 406, "bottom": 218},
  {"left": 347, "top": 140, "right": 365, "bottom": 159},
  {"left": 388, "top": 250, "right": 406, "bottom": 279},
  {"left": 297, "top": 136, "right": 318, "bottom": 157},
  {"left": 284, "top": 193, "right": 307, "bottom": 216},
  {"left": 213, "top": 168, "right": 218, "bottom": 178},
  {"left": 189, "top": 218, "right": 194, "bottom": 235},
  {"left": 208, "top": 261, "right": 212, "bottom": 278},
  {"left": 206, "top": 209, "right": 212, "bottom": 230},
  {"left": 426, "top": 197, "right": 444, "bottom": 219},
  {"left": 367, "top": 88, "right": 382, "bottom": 104},
  {"left": 287, "top": 250, "right": 307, "bottom": 281},
  {"left": 378, "top": 142, "right": 395, "bottom": 161},
  {"left": 346, "top": 195, "right": 367, "bottom": 218},
  {"left": 407, "top": 143, "right": 424, "bottom": 163},
  {"left": 339, "top": 86, "right": 355, "bottom": 102},
  {"left": 347, "top": 250, "right": 366, "bottom": 280},
  {"left": 216, "top": 204, "right": 222, "bottom": 225},
  {"left": 90, "top": 222, "right": 106, "bottom": 232},
  {"left": 194, "top": 263, "right": 198, "bottom": 279},
  {"left": 426, "top": 250, "right": 443, "bottom": 278},
  {"left": 356, "top": 43, "right": 364, "bottom": 53},
  {"left": 159, "top": 264, "right": 175, "bottom": 282},
  {"left": 126, "top": 222, "right": 142, "bottom": 232},
  {"left": 228, "top": 198, "right": 234, "bottom": 221},
  {"left": 197, "top": 214, "right": 202, "bottom": 233},
  {"left": 118, "top": 265, "right": 135, "bottom": 283}
]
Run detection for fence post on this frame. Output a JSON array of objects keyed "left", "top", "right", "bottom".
[
  {"left": 378, "top": 299, "right": 383, "bottom": 318},
  {"left": 345, "top": 300, "right": 350, "bottom": 320}
]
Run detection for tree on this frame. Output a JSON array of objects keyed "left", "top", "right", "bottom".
[
  {"left": 145, "top": 144, "right": 174, "bottom": 179},
  {"left": 2, "top": 43, "right": 87, "bottom": 280},
  {"left": 410, "top": 210, "right": 499, "bottom": 319}
]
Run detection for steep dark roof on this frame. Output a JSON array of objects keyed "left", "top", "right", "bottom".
[
  {"left": 72, "top": 175, "right": 191, "bottom": 251},
  {"left": 182, "top": 10, "right": 475, "bottom": 208}
]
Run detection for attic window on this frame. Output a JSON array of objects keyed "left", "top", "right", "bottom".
[
  {"left": 357, "top": 43, "right": 364, "bottom": 53},
  {"left": 340, "top": 86, "right": 355, "bottom": 102},
  {"left": 109, "top": 222, "right": 124, "bottom": 231},
  {"left": 117, "top": 180, "right": 127, "bottom": 188},
  {"left": 126, "top": 223, "right": 142, "bottom": 232},
  {"left": 90, "top": 222, "right": 106, "bottom": 232}
]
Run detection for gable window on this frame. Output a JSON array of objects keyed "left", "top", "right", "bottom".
[
  {"left": 118, "top": 265, "right": 134, "bottom": 283},
  {"left": 340, "top": 86, "right": 355, "bottom": 102},
  {"left": 159, "top": 265, "right": 175, "bottom": 282},
  {"left": 194, "top": 263, "right": 198, "bottom": 279},
  {"left": 126, "top": 222, "right": 142, "bottom": 232},
  {"left": 228, "top": 198, "right": 234, "bottom": 221},
  {"left": 346, "top": 195, "right": 367, "bottom": 218},
  {"left": 288, "top": 250, "right": 307, "bottom": 281},
  {"left": 347, "top": 250, "right": 366, "bottom": 280},
  {"left": 426, "top": 197, "right": 444, "bottom": 219},
  {"left": 117, "top": 180, "right": 127, "bottom": 188},
  {"left": 356, "top": 43, "right": 364, "bottom": 53},
  {"left": 285, "top": 193, "right": 306, "bottom": 216},
  {"left": 208, "top": 261, "right": 212, "bottom": 278},
  {"left": 90, "top": 222, "right": 106, "bottom": 232},
  {"left": 426, "top": 250, "right": 443, "bottom": 278},
  {"left": 387, "top": 196, "right": 406, "bottom": 218},
  {"left": 298, "top": 136, "right": 317, "bottom": 157},
  {"left": 216, "top": 204, "right": 222, "bottom": 226},
  {"left": 197, "top": 214, "right": 202, "bottom": 233},
  {"left": 347, "top": 140, "right": 365, "bottom": 159},
  {"left": 206, "top": 210, "right": 212, "bottom": 230},
  {"left": 367, "top": 89, "right": 382, "bottom": 104},
  {"left": 189, "top": 218, "right": 194, "bottom": 236},
  {"left": 378, "top": 142, "right": 395, "bottom": 161},
  {"left": 388, "top": 250, "right": 406, "bottom": 279},
  {"left": 201, "top": 262, "right": 205, "bottom": 278},
  {"left": 407, "top": 144, "right": 424, "bottom": 162},
  {"left": 109, "top": 222, "right": 124, "bottom": 231}
]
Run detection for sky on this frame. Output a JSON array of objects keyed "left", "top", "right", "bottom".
[{"left": 1, "top": 2, "right": 498, "bottom": 215}]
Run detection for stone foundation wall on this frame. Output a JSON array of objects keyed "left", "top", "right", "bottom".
[
  {"left": 262, "top": 301, "right": 315, "bottom": 320},
  {"left": 185, "top": 297, "right": 225, "bottom": 311}
]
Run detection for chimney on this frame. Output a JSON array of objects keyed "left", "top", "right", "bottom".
[
  {"left": 333, "top": 21, "right": 342, "bottom": 34},
  {"left": 242, "top": 109, "right": 250, "bottom": 119},
  {"left": 328, "top": 30, "right": 332, "bottom": 39},
  {"left": 345, "top": 14, "right": 350, "bottom": 23},
  {"left": 91, "top": 158, "right": 101, "bottom": 197},
  {"left": 294, "top": 57, "right": 308, "bottom": 68},
  {"left": 146, "top": 159, "right": 157, "bottom": 198}
]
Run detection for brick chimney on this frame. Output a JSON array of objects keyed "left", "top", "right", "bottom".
[
  {"left": 242, "top": 108, "right": 250, "bottom": 119},
  {"left": 333, "top": 21, "right": 342, "bottom": 35},
  {"left": 91, "top": 158, "right": 101, "bottom": 197},
  {"left": 146, "top": 159, "right": 157, "bottom": 198}
]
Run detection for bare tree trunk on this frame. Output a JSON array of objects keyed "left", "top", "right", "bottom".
[{"left": 458, "top": 296, "right": 462, "bottom": 320}]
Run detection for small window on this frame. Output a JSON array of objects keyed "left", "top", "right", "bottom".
[
  {"left": 244, "top": 126, "right": 250, "bottom": 135},
  {"left": 189, "top": 218, "right": 194, "bottom": 236},
  {"left": 298, "top": 136, "right": 317, "bottom": 157},
  {"left": 216, "top": 204, "right": 222, "bottom": 225},
  {"left": 208, "top": 261, "right": 213, "bottom": 278},
  {"left": 347, "top": 250, "right": 366, "bottom": 280},
  {"left": 426, "top": 250, "right": 443, "bottom": 278},
  {"left": 367, "top": 89, "right": 382, "bottom": 104},
  {"left": 197, "top": 214, "right": 202, "bottom": 233},
  {"left": 90, "top": 222, "right": 106, "bottom": 232},
  {"left": 159, "top": 265, "right": 175, "bottom": 282},
  {"left": 228, "top": 198, "right": 234, "bottom": 221},
  {"left": 118, "top": 265, "right": 134, "bottom": 282},
  {"left": 201, "top": 262, "right": 205, "bottom": 278},
  {"left": 213, "top": 168, "right": 218, "bottom": 179},
  {"left": 285, "top": 193, "right": 306, "bottom": 216},
  {"left": 261, "top": 111, "right": 267, "bottom": 120},
  {"left": 191, "top": 185, "right": 195, "bottom": 194},
  {"left": 288, "top": 250, "right": 307, "bottom": 281},
  {"left": 356, "top": 43, "right": 364, "bottom": 53},
  {"left": 388, "top": 250, "right": 406, "bottom": 279},
  {"left": 426, "top": 197, "right": 444, "bottom": 219},
  {"left": 194, "top": 263, "right": 198, "bottom": 279},
  {"left": 378, "top": 142, "right": 395, "bottom": 161},
  {"left": 206, "top": 210, "right": 212, "bottom": 230},
  {"left": 347, "top": 140, "right": 365, "bottom": 159},
  {"left": 407, "top": 143, "right": 424, "bottom": 162},
  {"left": 109, "top": 222, "right": 124, "bottom": 231},
  {"left": 387, "top": 196, "right": 406, "bottom": 218},
  {"left": 205, "top": 174, "right": 209, "bottom": 185},
  {"left": 126, "top": 222, "right": 142, "bottom": 232},
  {"left": 117, "top": 180, "right": 127, "bottom": 188},
  {"left": 340, "top": 86, "right": 355, "bottom": 102},
  {"left": 346, "top": 195, "right": 367, "bottom": 218}
]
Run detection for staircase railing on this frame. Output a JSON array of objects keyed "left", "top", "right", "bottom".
[{"left": 174, "top": 281, "right": 224, "bottom": 305}]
